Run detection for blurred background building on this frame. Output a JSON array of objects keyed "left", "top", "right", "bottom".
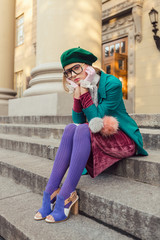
[{"left": 0, "top": 0, "right": 160, "bottom": 116}]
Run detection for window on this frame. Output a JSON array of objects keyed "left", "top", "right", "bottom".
[
  {"left": 115, "top": 43, "right": 120, "bottom": 53},
  {"left": 102, "top": 37, "right": 128, "bottom": 99},
  {"left": 103, "top": 38, "right": 127, "bottom": 59},
  {"left": 121, "top": 41, "right": 125, "bottom": 53},
  {"left": 14, "top": 71, "right": 24, "bottom": 98},
  {"left": 16, "top": 15, "right": 24, "bottom": 46}
]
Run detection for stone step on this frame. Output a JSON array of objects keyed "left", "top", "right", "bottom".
[
  {"left": 0, "top": 124, "right": 159, "bottom": 150},
  {"left": 139, "top": 128, "right": 160, "bottom": 150},
  {"left": 0, "top": 115, "right": 72, "bottom": 125},
  {"left": 0, "top": 114, "right": 159, "bottom": 128},
  {"left": 0, "top": 133, "right": 60, "bottom": 159},
  {"left": 0, "top": 152, "right": 159, "bottom": 240},
  {"left": 130, "top": 114, "right": 160, "bottom": 129},
  {"left": 0, "top": 123, "right": 65, "bottom": 139},
  {"left": 105, "top": 149, "right": 160, "bottom": 187},
  {"left": 0, "top": 141, "right": 159, "bottom": 187},
  {"left": 0, "top": 176, "right": 132, "bottom": 240}
]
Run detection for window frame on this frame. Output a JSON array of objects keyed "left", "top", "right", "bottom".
[
  {"left": 15, "top": 14, "right": 24, "bottom": 47},
  {"left": 102, "top": 37, "right": 128, "bottom": 62}
]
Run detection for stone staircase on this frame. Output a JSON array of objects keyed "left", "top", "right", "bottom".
[{"left": 0, "top": 114, "right": 159, "bottom": 240}]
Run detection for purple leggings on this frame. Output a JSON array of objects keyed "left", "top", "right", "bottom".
[{"left": 45, "top": 123, "right": 91, "bottom": 202}]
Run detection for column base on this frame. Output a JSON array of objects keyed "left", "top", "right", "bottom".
[
  {"left": 0, "top": 88, "right": 17, "bottom": 116},
  {"left": 0, "top": 100, "right": 8, "bottom": 116},
  {"left": 23, "top": 62, "right": 64, "bottom": 97},
  {"left": 8, "top": 92, "right": 73, "bottom": 116}
]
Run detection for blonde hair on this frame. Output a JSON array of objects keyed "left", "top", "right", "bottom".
[{"left": 62, "top": 65, "right": 105, "bottom": 93}]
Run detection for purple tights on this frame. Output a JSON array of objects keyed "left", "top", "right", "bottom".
[{"left": 45, "top": 123, "right": 91, "bottom": 204}]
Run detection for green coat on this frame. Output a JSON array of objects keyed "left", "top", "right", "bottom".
[{"left": 72, "top": 71, "right": 148, "bottom": 156}]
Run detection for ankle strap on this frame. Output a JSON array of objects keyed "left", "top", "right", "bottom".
[
  {"left": 50, "top": 188, "right": 60, "bottom": 200},
  {"left": 65, "top": 191, "right": 78, "bottom": 205}
]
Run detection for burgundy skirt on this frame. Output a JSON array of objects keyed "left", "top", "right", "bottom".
[{"left": 86, "top": 129, "right": 136, "bottom": 178}]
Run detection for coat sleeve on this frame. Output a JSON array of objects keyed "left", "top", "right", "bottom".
[
  {"left": 72, "top": 109, "right": 86, "bottom": 124},
  {"left": 83, "top": 76, "right": 122, "bottom": 122}
]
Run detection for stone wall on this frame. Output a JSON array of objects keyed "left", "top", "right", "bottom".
[
  {"left": 135, "top": 0, "right": 160, "bottom": 113},
  {"left": 14, "top": 0, "right": 36, "bottom": 93}
]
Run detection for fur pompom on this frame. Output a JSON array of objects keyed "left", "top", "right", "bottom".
[
  {"left": 101, "top": 116, "right": 119, "bottom": 136},
  {"left": 89, "top": 117, "right": 103, "bottom": 133},
  {"left": 89, "top": 116, "right": 119, "bottom": 136}
]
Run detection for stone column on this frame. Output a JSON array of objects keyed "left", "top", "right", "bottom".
[
  {"left": 0, "top": 0, "right": 16, "bottom": 115},
  {"left": 9, "top": 0, "right": 102, "bottom": 116}
]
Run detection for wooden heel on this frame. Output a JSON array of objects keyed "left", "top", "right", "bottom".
[{"left": 71, "top": 200, "right": 79, "bottom": 215}]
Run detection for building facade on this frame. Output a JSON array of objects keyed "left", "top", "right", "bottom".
[{"left": 0, "top": 0, "right": 159, "bottom": 116}]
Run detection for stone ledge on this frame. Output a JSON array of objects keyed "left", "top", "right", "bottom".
[{"left": 8, "top": 93, "right": 73, "bottom": 116}]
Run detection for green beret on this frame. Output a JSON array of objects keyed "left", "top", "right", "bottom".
[{"left": 60, "top": 47, "right": 97, "bottom": 68}]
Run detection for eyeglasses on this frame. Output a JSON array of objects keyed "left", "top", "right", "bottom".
[{"left": 63, "top": 64, "right": 84, "bottom": 78}]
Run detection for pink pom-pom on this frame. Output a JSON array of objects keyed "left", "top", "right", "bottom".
[{"left": 100, "top": 116, "right": 119, "bottom": 136}]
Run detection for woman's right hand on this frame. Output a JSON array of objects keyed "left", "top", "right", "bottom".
[
  {"left": 74, "top": 85, "right": 81, "bottom": 99},
  {"left": 66, "top": 78, "right": 79, "bottom": 95},
  {"left": 66, "top": 79, "right": 78, "bottom": 89}
]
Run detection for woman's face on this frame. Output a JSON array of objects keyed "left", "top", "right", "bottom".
[{"left": 63, "top": 62, "right": 88, "bottom": 85}]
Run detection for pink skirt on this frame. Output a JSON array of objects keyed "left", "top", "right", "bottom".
[{"left": 86, "top": 129, "right": 136, "bottom": 178}]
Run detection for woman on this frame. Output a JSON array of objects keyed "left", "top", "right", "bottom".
[{"left": 34, "top": 47, "right": 148, "bottom": 223}]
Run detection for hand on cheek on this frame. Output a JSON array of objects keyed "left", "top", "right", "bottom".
[
  {"left": 80, "top": 66, "right": 96, "bottom": 89},
  {"left": 74, "top": 85, "right": 81, "bottom": 99},
  {"left": 84, "top": 66, "right": 96, "bottom": 83},
  {"left": 66, "top": 79, "right": 78, "bottom": 88}
]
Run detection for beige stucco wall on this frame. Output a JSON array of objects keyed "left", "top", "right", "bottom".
[
  {"left": 0, "top": 0, "right": 15, "bottom": 89},
  {"left": 14, "top": 0, "right": 36, "bottom": 92},
  {"left": 135, "top": 0, "right": 160, "bottom": 113}
]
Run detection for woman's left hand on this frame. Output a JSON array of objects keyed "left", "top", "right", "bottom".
[
  {"left": 80, "top": 66, "right": 96, "bottom": 90},
  {"left": 83, "top": 66, "right": 96, "bottom": 83},
  {"left": 74, "top": 85, "right": 81, "bottom": 99}
]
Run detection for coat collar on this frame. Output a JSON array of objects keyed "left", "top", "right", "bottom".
[{"left": 98, "top": 71, "right": 107, "bottom": 99}]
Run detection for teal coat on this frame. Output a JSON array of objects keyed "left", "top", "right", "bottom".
[{"left": 72, "top": 71, "right": 148, "bottom": 156}]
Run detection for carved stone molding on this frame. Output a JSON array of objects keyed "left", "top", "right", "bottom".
[
  {"left": 102, "top": 15, "right": 133, "bottom": 37},
  {"left": 102, "top": 0, "right": 144, "bottom": 43},
  {"left": 102, "top": 0, "right": 144, "bottom": 20},
  {"left": 132, "top": 5, "right": 143, "bottom": 42}
]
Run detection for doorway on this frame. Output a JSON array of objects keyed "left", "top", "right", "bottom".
[{"left": 102, "top": 37, "right": 128, "bottom": 99}]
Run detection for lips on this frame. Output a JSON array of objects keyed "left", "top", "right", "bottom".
[{"left": 74, "top": 78, "right": 80, "bottom": 82}]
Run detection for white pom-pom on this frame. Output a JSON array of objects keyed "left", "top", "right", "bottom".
[{"left": 89, "top": 117, "right": 103, "bottom": 133}]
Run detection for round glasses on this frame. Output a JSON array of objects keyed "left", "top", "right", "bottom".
[{"left": 63, "top": 64, "right": 83, "bottom": 78}]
